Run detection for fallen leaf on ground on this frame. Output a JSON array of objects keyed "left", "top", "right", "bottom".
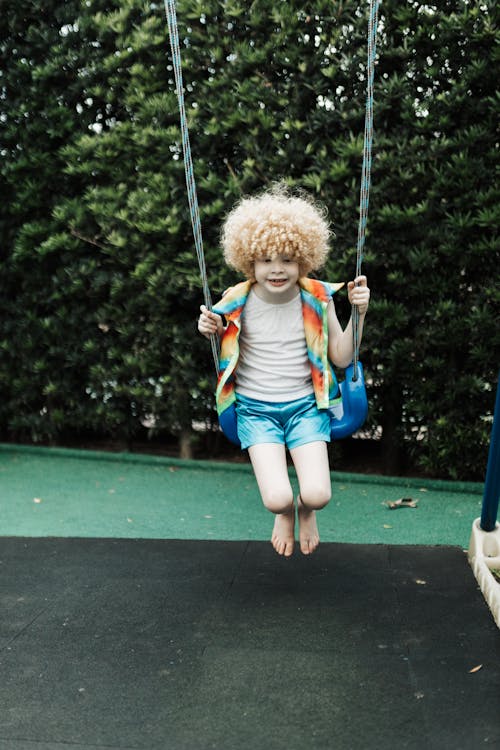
[
  {"left": 386, "top": 497, "right": 419, "bottom": 510},
  {"left": 469, "top": 664, "right": 483, "bottom": 673}
]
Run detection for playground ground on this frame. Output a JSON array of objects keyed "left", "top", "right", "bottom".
[{"left": 0, "top": 443, "right": 499, "bottom": 749}]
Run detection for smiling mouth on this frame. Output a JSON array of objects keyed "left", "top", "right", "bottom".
[{"left": 268, "top": 279, "right": 287, "bottom": 286}]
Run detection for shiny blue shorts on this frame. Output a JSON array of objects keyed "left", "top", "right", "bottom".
[{"left": 235, "top": 392, "right": 331, "bottom": 450}]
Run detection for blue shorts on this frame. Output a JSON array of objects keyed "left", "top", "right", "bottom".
[{"left": 235, "top": 392, "right": 331, "bottom": 450}]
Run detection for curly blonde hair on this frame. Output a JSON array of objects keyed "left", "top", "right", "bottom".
[{"left": 221, "top": 185, "right": 331, "bottom": 279}]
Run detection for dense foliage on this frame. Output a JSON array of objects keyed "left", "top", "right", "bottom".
[{"left": 1, "top": 0, "right": 498, "bottom": 477}]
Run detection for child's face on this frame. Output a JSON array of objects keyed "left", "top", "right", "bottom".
[{"left": 253, "top": 255, "right": 300, "bottom": 302}]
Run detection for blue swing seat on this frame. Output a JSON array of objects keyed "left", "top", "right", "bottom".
[
  {"left": 219, "top": 361, "right": 368, "bottom": 447},
  {"left": 218, "top": 402, "right": 241, "bottom": 447},
  {"left": 330, "top": 361, "right": 368, "bottom": 440}
]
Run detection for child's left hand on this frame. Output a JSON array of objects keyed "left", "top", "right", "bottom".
[{"left": 347, "top": 275, "right": 370, "bottom": 315}]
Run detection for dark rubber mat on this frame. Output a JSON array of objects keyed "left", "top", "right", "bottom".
[{"left": 0, "top": 538, "right": 498, "bottom": 750}]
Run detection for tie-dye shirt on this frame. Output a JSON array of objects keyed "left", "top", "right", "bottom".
[{"left": 212, "top": 277, "right": 344, "bottom": 417}]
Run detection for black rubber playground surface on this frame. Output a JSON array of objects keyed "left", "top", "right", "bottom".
[{"left": 1, "top": 536, "right": 499, "bottom": 750}]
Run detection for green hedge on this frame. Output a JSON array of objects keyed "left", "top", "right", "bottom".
[{"left": 1, "top": 0, "right": 498, "bottom": 478}]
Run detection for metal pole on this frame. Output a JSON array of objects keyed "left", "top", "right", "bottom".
[{"left": 480, "top": 372, "right": 500, "bottom": 532}]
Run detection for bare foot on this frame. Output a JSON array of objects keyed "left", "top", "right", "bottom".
[
  {"left": 271, "top": 506, "right": 295, "bottom": 557},
  {"left": 298, "top": 496, "right": 320, "bottom": 555}
]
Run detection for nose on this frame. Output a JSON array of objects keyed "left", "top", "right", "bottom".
[{"left": 269, "top": 258, "right": 284, "bottom": 273}]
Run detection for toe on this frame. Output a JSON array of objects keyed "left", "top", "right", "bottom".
[
  {"left": 284, "top": 540, "right": 294, "bottom": 557},
  {"left": 301, "top": 539, "right": 311, "bottom": 555}
]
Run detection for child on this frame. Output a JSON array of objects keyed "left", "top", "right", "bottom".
[{"left": 198, "top": 186, "right": 370, "bottom": 557}]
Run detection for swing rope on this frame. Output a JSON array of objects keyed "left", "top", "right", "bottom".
[
  {"left": 165, "top": 0, "right": 380, "bottom": 382},
  {"left": 353, "top": 0, "right": 380, "bottom": 381},
  {"left": 164, "top": 0, "right": 219, "bottom": 374}
]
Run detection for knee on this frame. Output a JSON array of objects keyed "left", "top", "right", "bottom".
[
  {"left": 300, "top": 484, "right": 331, "bottom": 511},
  {"left": 261, "top": 488, "right": 294, "bottom": 515}
]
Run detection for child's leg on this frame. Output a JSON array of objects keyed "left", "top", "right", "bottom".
[
  {"left": 247, "top": 443, "right": 295, "bottom": 557},
  {"left": 290, "top": 441, "right": 331, "bottom": 555}
]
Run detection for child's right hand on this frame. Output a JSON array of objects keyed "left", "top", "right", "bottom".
[{"left": 198, "top": 305, "right": 224, "bottom": 339}]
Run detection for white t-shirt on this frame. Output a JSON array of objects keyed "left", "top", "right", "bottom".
[{"left": 235, "top": 289, "right": 313, "bottom": 402}]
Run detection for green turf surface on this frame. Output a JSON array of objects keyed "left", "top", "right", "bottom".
[{"left": 0, "top": 444, "right": 483, "bottom": 547}]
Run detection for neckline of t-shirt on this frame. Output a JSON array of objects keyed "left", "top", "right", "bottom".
[{"left": 249, "top": 286, "right": 301, "bottom": 307}]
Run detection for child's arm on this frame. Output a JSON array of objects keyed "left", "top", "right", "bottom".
[
  {"left": 198, "top": 305, "right": 224, "bottom": 339},
  {"left": 327, "top": 275, "right": 370, "bottom": 368}
]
